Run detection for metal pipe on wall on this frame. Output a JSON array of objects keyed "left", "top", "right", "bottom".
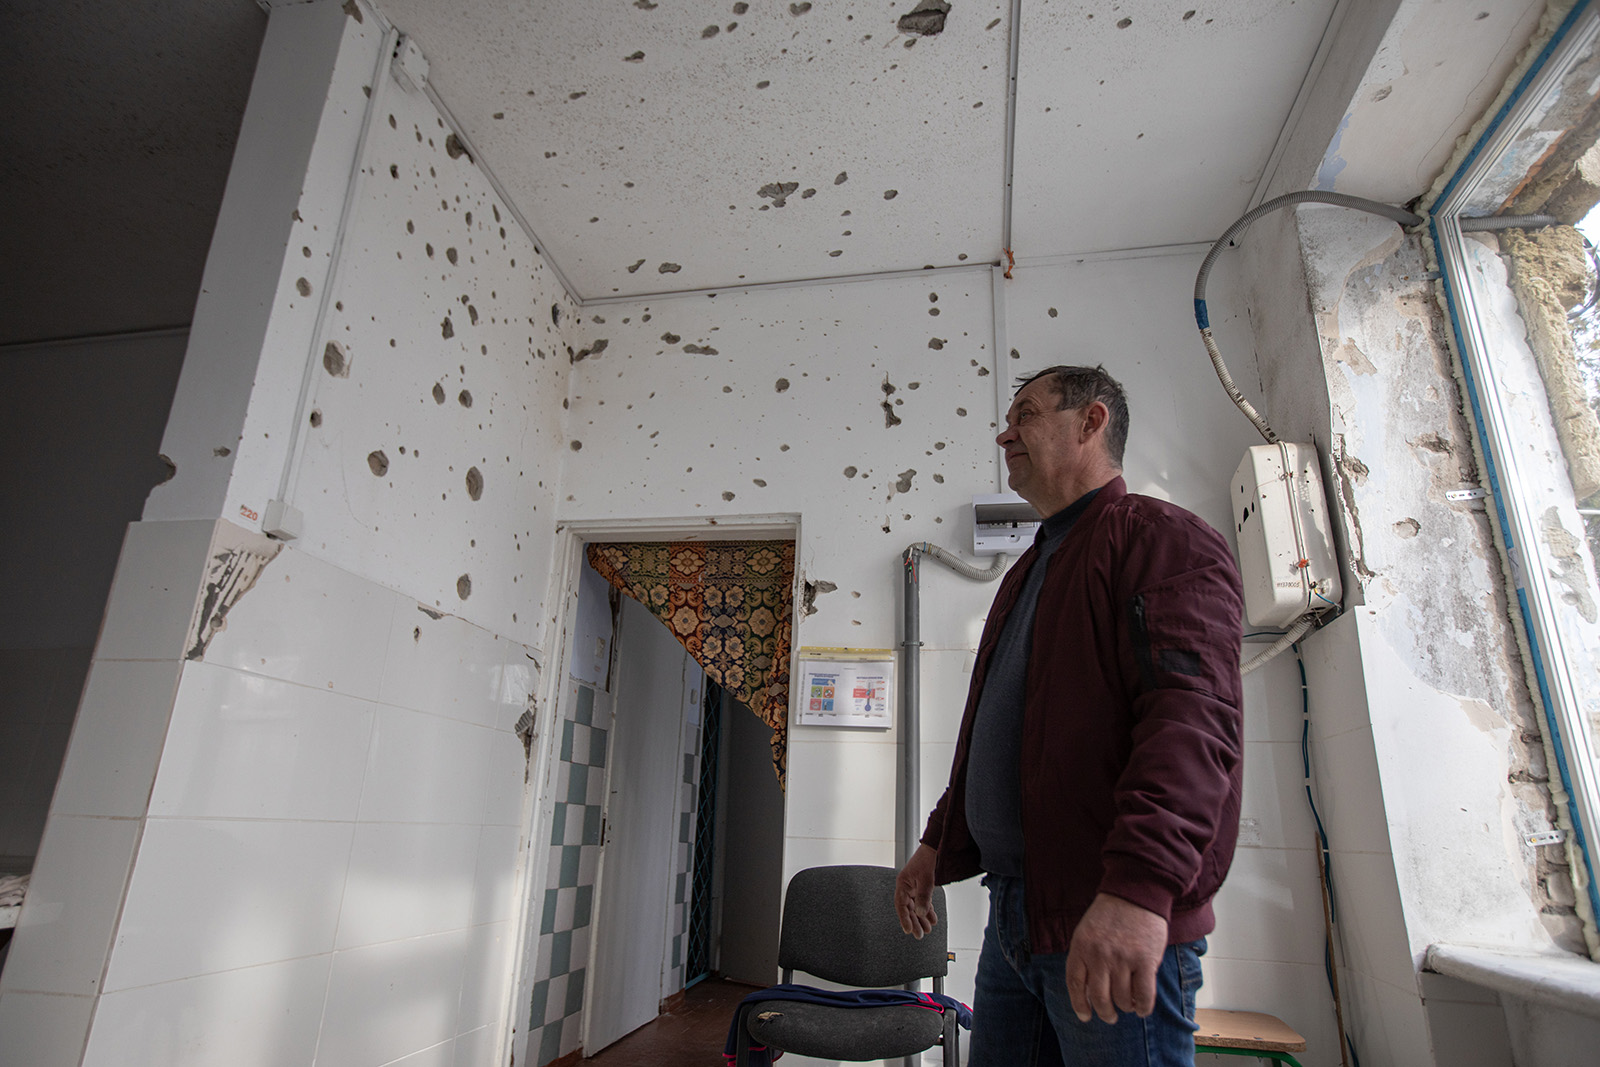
[{"left": 899, "top": 544, "right": 1008, "bottom": 867}]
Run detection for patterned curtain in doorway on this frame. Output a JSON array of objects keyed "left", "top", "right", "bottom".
[{"left": 585, "top": 540, "right": 794, "bottom": 789}]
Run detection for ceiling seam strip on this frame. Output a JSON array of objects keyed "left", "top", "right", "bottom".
[
  {"left": 1001, "top": 0, "right": 1024, "bottom": 253},
  {"left": 1248, "top": 0, "right": 1350, "bottom": 209},
  {"left": 1015, "top": 241, "right": 1217, "bottom": 269},
  {"left": 577, "top": 261, "right": 1001, "bottom": 307},
  {"left": 416, "top": 72, "right": 586, "bottom": 308},
  {"left": 355, "top": 3, "right": 585, "bottom": 304}
]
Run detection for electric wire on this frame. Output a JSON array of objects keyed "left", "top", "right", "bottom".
[
  {"left": 1193, "top": 192, "right": 1423, "bottom": 444},
  {"left": 1240, "top": 615, "right": 1314, "bottom": 675},
  {"left": 1297, "top": 645, "right": 1361, "bottom": 1067}
]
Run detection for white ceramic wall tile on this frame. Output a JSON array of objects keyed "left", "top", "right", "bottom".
[
  {"left": 1423, "top": 997, "right": 1513, "bottom": 1067},
  {"left": 0, "top": 815, "right": 139, "bottom": 996},
  {"left": 358, "top": 705, "right": 494, "bottom": 825},
  {"left": 381, "top": 1038, "right": 455, "bottom": 1067},
  {"left": 1326, "top": 849, "right": 1420, "bottom": 994},
  {"left": 942, "top": 876, "right": 989, "bottom": 956},
  {"left": 780, "top": 836, "right": 897, "bottom": 891},
  {"left": 82, "top": 955, "right": 331, "bottom": 1067},
  {"left": 318, "top": 928, "right": 470, "bottom": 1067},
  {"left": 1309, "top": 726, "right": 1394, "bottom": 855},
  {"left": 471, "top": 824, "right": 521, "bottom": 927},
  {"left": 916, "top": 648, "right": 975, "bottom": 745},
  {"left": 337, "top": 822, "right": 480, "bottom": 949},
  {"left": 1299, "top": 614, "right": 1373, "bottom": 743},
  {"left": 1240, "top": 645, "right": 1305, "bottom": 744},
  {"left": 921, "top": 741, "right": 956, "bottom": 826},
  {"left": 94, "top": 519, "right": 214, "bottom": 662},
  {"left": 1207, "top": 846, "right": 1326, "bottom": 966},
  {"left": 50, "top": 660, "right": 183, "bottom": 818},
  {"left": 0, "top": 990, "right": 94, "bottom": 1067},
  {"left": 451, "top": 1025, "right": 496, "bottom": 1067},
  {"left": 1196, "top": 956, "right": 1338, "bottom": 1066},
  {"left": 103, "top": 818, "right": 353, "bottom": 992},
  {"left": 380, "top": 607, "right": 506, "bottom": 728},
  {"left": 1240, "top": 740, "right": 1318, "bottom": 851},
  {"left": 22, "top": 724, "right": 72, "bottom": 810},
  {"left": 785, "top": 740, "right": 898, "bottom": 842},
  {"left": 202, "top": 545, "right": 397, "bottom": 700},
  {"left": 558, "top": 1011, "right": 581, "bottom": 1057},
  {"left": 497, "top": 643, "right": 539, "bottom": 733},
  {"left": 455, "top": 920, "right": 513, "bottom": 1035},
  {"left": 1344, "top": 968, "right": 1434, "bottom": 1067},
  {"left": 542, "top": 973, "right": 567, "bottom": 1026},
  {"left": 1419, "top": 971, "right": 1501, "bottom": 1006},
  {"left": 148, "top": 661, "right": 374, "bottom": 821}
]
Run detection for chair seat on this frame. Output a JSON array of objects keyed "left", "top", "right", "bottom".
[
  {"left": 744, "top": 998, "right": 947, "bottom": 1060},
  {"left": 1193, "top": 1008, "right": 1307, "bottom": 1052}
]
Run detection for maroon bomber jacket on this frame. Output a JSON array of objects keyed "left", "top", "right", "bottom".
[{"left": 921, "top": 476, "right": 1245, "bottom": 953}]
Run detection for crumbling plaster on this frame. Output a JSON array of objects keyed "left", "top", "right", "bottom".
[{"left": 1245, "top": 205, "right": 1583, "bottom": 963}]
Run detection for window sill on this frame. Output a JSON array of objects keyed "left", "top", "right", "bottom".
[{"left": 1425, "top": 943, "right": 1600, "bottom": 1020}]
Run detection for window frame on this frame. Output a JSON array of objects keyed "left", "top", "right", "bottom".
[{"left": 1430, "top": 0, "right": 1600, "bottom": 945}]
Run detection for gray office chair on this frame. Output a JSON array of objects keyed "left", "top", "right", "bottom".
[{"left": 733, "top": 865, "right": 960, "bottom": 1066}]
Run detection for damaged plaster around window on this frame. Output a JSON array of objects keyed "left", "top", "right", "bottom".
[
  {"left": 1496, "top": 226, "right": 1600, "bottom": 502},
  {"left": 1268, "top": 207, "right": 1586, "bottom": 953}
]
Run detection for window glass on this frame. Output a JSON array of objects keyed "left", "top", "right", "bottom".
[{"left": 1433, "top": 6, "right": 1600, "bottom": 928}]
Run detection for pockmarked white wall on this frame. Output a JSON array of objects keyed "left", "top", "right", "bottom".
[
  {"left": 560, "top": 250, "right": 1327, "bottom": 1063},
  {"left": 0, "top": 4, "right": 577, "bottom": 1066}
]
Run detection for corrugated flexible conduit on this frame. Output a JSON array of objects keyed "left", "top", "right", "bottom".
[
  {"left": 1194, "top": 192, "right": 1424, "bottom": 675},
  {"left": 1193, "top": 191, "right": 1425, "bottom": 444},
  {"left": 900, "top": 544, "right": 1007, "bottom": 867}
]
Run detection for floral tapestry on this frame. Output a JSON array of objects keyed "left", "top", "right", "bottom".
[{"left": 586, "top": 540, "right": 794, "bottom": 789}]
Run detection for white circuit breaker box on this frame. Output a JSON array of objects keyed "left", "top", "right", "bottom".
[
  {"left": 1231, "top": 443, "right": 1342, "bottom": 628},
  {"left": 972, "top": 493, "right": 1040, "bottom": 556}
]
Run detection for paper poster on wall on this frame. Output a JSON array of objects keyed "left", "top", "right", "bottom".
[{"left": 795, "top": 648, "right": 894, "bottom": 728}]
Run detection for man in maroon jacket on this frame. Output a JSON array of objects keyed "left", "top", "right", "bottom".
[{"left": 895, "top": 365, "right": 1244, "bottom": 1066}]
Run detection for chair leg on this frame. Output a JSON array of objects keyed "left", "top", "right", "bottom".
[{"left": 942, "top": 1005, "right": 958, "bottom": 1067}]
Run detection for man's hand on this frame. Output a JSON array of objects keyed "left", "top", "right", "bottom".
[
  {"left": 894, "top": 843, "right": 940, "bottom": 939},
  {"left": 1064, "top": 893, "right": 1169, "bottom": 1023}
]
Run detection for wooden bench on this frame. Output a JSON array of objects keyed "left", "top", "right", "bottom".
[{"left": 1194, "top": 1008, "right": 1307, "bottom": 1066}]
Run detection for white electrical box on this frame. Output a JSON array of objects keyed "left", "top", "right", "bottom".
[
  {"left": 1231, "top": 443, "right": 1342, "bottom": 628},
  {"left": 972, "top": 493, "right": 1040, "bottom": 556}
]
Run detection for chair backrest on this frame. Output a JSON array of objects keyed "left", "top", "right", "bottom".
[{"left": 777, "top": 865, "right": 948, "bottom": 988}]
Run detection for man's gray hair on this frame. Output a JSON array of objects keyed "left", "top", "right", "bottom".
[{"left": 1015, "top": 364, "right": 1129, "bottom": 467}]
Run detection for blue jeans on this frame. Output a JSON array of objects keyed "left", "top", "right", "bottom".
[{"left": 969, "top": 874, "right": 1205, "bottom": 1067}]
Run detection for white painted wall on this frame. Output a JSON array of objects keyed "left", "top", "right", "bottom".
[
  {"left": 0, "top": 3, "right": 573, "bottom": 1065},
  {"left": 557, "top": 249, "right": 1343, "bottom": 1064}
]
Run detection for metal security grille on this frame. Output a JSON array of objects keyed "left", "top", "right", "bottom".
[{"left": 684, "top": 682, "right": 723, "bottom": 986}]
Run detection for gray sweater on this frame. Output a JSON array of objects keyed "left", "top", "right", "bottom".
[{"left": 962, "top": 490, "right": 1098, "bottom": 877}]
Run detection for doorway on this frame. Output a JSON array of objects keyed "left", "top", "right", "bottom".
[{"left": 517, "top": 532, "right": 791, "bottom": 1067}]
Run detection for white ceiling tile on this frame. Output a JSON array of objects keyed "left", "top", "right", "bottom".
[
  {"left": 1010, "top": 0, "right": 1338, "bottom": 255},
  {"left": 379, "top": 0, "right": 1012, "bottom": 298}
]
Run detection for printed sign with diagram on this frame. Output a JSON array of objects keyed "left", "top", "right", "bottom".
[{"left": 795, "top": 649, "right": 894, "bottom": 728}]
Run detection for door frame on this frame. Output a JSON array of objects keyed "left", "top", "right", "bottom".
[{"left": 504, "top": 513, "right": 802, "bottom": 1063}]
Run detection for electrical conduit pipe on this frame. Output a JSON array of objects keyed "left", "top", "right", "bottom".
[{"left": 900, "top": 544, "right": 1008, "bottom": 867}]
